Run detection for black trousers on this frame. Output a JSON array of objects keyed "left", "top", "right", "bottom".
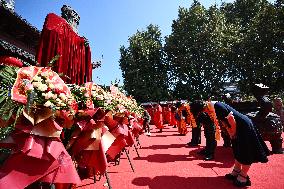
[
  {"left": 143, "top": 120, "right": 150, "bottom": 133},
  {"left": 204, "top": 124, "right": 216, "bottom": 155},
  {"left": 191, "top": 126, "right": 201, "bottom": 144}
]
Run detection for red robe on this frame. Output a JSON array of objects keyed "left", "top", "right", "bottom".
[
  {"left": 170, "top": 110, "right": 177, "bottom": 126},
  {"left": 164, "top": 107, "right": 172, "bottom": 124},
  {"left": 36, "top": 13, "right": 92, "bottom": 85},
  {"left": 154, "top": 105, "right": 164, "bottom": 129}
]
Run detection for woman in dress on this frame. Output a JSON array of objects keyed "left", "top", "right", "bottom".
[{"left": 191, "top": 100, "right": 270, "bottom": 187}]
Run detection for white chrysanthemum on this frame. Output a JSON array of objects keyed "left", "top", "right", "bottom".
[
  {"left": 22, "top": 70, "right": 30, "bottom": 76},
  {"left": 80, "top": 87, "right": 86, "bottom": 91},
  {"left": 33, "top": 75, "right": 42, "bottom": 82},
  {"left": 59, "top": 102, "right": 66, "bottom": 107},
  {"left": 55, "top": 84, "right": 63, "bottom": 90},
  {"left": 49, "top": 83, "right": 55, "bottom": 89},
  {"left": 96, "top": 95, "right": 104, "bottom": 100},
  {"left": 41, "top": 71, "right": 50, "bottom": 78},
  {"left": 91, "top": 91, "right": 97, "bottom": 97},
  {"left": 45, "top": 78, "right": 55, "bottom": 84},
  {"left": 32, "top": 81, "right": 41, "bottom": 88},
  {"left": 55, "top": 98, "right": 62, "bottom": 105},
  {"left": 52, "top": 94, "right": 58, "bottom": 99},
  {"left": 37, "top": 84, "right": 48, "bottom": 91},
  {"left": 59, "top": 93, "right": 67, "bottom": 101},
  {"left": 44, "top": 101, "right": 54, "bottom": 107},
  {"left": 43, "top": 91, "right": 54, "bottom": 99}
]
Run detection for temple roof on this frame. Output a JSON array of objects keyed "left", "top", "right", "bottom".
[
  {"left": 0, "top": 4, "right": 40, "bottom": 64},
  {"left": 0, "top": 39, "right": 35, "bottom": 65}
]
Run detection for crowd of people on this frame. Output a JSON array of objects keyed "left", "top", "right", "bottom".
[{"left": 142, "top": 97, "right": 283, "bottom": 187}]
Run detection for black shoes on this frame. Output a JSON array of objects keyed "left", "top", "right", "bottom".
[
  {"left": 204, "top": 155, "right": 214, "bottom": 161},
  {"left": 225, "top": 169, "right": 240, "bottom": 180},
  {"left": 186, "top": 142, "right": 199, "bottom": 147},
  {"left": 225, "top": 173, "right": 238, "bottom": 180},
  {"left": 225, "top": 171, "right": 251, "bottom": 187},
  {"left": 197, "top": 149, "right": 214, "bottom": 160},
  {"left": 234, "top": 175, "right": 251, "bottom": 187}
]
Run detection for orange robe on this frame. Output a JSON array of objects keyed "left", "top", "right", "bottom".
[{"left": 177, "top": 105, "right": 188, "bottom": 135}]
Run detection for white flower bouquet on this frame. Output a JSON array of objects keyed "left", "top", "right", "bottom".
[{"left": 12, "top": 66, "right": 75, "bottom": 111}]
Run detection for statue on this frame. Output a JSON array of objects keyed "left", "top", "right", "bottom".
[
  {"left": 246, "top": 84, "right": 283, "bottom": 154},
  {"left": 36, "top": 6, "right": 92, "bottom": 85},
  {"left": 61, "top": 5, "right": 80, "bottom": 34}
]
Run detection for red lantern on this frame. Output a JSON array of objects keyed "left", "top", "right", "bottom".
[{"left": 0, "top": 56, "right": 23, "bottom": 67}]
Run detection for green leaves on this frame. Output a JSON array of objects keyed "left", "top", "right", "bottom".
[
  {"left": 0, "top": 66, "right": 24, "bottom": 140},
  {"left": 119, "top": 24, "right": 169, "bottom": 102},
  {"left": 119, "top": 0, "right": 283, "bottom": 101},
  {"left": 47, "top": 54, "right": 61, "bottom": 67}
]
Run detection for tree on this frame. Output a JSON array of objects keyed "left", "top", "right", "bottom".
[
  {"left": 119, "top": 24, "right": 168, "bottom": 102},
  {"left": 272, "top": 0, "right": 284, "bottom": 93},
  {"left": 164, "top": 1, "right": 236, "bottom": 99},
  {"left": 222, "top": 0, "right": 283, "bottom": 94}
]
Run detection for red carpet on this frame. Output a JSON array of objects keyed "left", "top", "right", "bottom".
[{"left": 79, "top": 125, "right": 284, "bottom": 189}]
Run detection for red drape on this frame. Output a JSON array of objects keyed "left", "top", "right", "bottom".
[{"left": 36, "top": 13, "right": 92, "bottom": 85}]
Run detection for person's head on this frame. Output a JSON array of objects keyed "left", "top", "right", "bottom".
[
  {"left": 190, "top": 100, "right": 206, "bottom": 117},
  {"left": 273, "top": 98, "right": 283, "bottom": 111},
  {"left": 176, "top": 101, "right": 182, "bottom": 108}
]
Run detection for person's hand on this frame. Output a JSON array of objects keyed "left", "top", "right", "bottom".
[{"left": 224, "top": 112, "right": 237, "bottom": 139}]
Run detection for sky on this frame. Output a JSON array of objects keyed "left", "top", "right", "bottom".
[{"left": 15, "top": 0, "right": 237, "bottom": 85}]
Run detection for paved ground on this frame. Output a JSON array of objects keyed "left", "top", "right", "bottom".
[{"left": 79, "top": 125, "right": 284, "bottom": 189}]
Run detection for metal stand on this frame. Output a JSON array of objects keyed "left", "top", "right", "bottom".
[
  {"left": 105, "top": 170, "right": 112, "bottom": 189},
  {"left": 133, "top": 143, "right": 140, "bottom": 158},
  {"left": 136, "top": 136, "right": 142, "bottom": 148},
  {"left": 75, "top": 168, "right": 112, "bottom": 189},
  {"left": 123, "top": 148, "right": 135, "bottom": 172},
  {"left": 114, "top": 152, "right": 121, "bottom": 165}
]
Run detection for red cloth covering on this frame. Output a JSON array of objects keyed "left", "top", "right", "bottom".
[
  {"left": 106, "top": 135, "right": 127, "bottom": 159},
  {"left": 138, "top": 117, "right": 144, "bottom": 126},
  {"left": 131, "top": 120, "right": 143, "bottom": 138},
  {"left": 0, "top": 116, "right": 81, "bottom": 189},
  {"left": 36, "top": 13, "right": 92, "bottom": 85},
  {"left": 115, "top": 115, "right": 135, "bottom": 147},
  {"left": 70, "top": 122, "right": 108, "bottom": 175},
  {"left": 104, "top": 114, "right": 132, "bottom": 159},
  {"left": 68, "top": 108, "right": 113, "bottom": 175},
  {"left": 129, "top": 114, "right": 143, "bottom": 137}
]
